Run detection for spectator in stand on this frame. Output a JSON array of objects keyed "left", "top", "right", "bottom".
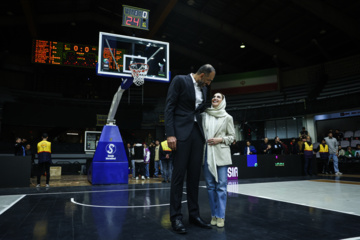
[
  {"left": 299, "top": 127, "right": 309, "bottom": 138},
  {"left": 160, "top": 139, "right": 173, "bottom": 183},
  {"left": 355, "top": 144, "right": 360, "bottom": 159},
  {"left": 126, "top": 143, "right": 135, "bottom": 178},
  {"left": 338, "top": 145, "right": 346, "bottom": 162},
  {"left": 148, "top": 141, "right": 155, "bottom": 177},
  {"left": 333, "top": 129, "right": 344, "bottom": 142},
  {"left": 301, "top": 136, "right": 314, "bottom": 176},
  {"left": 289, "top": 138, "right": 299, "bottom": 155},
  {"left": 260, "top": 138, "right": 271, "bottom": 154},
  {"left": 325, "top": 131, "right": 342, "bottom": 175},
  {"left": 25, "top": 144, "right": 35, "bottom": 177},
  {"left": 153, "top": 140, "right": 163, "bottom": 178},
  {"left": 230, "top": 140, "right": 241, "bottom": 155},
  {"left": 315, "top": 139, "right": 329, "bottom": 174},
  {"left": 133, "top": 142, "right": 145, "bottom": 180},
  {"left": 281, "top": 141, "right": 289, "bottom": 155},
  {"left": 272, "top": 136, "right": 283, "bottom": 155},
  {"left": 14, "top": 137, "right": 25, "bottom": 156},
  {"left": 297, "top": 137, "right": 305, "bottom": 152},
  {"left": 143, "top": 143, "right": 151, "bottom": 179},
  {"left": 345, "top": 146, "right": 355, "bottom": 161},
  {"left": 244, "top": 141, "right": 256, "bottom": 155}
]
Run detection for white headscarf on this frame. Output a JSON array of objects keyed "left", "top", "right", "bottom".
[{"left": 203, "top": 95, "right": 229, "bottom": 182}]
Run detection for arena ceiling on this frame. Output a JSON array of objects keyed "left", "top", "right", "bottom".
[{"left": 1, "top": 0, "right": 360, "bottom": 75}]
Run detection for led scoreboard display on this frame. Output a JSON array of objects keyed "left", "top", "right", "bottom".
[
  {"left": 32, "top": 40, "right": 98, "bottom": 68},
  {"left": 122, "top": 5, "right": 150, "bottom": 30}
]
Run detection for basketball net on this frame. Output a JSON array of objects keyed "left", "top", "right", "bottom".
[{"left": 129, "top": 63, "right": 149, "bottom": 86}]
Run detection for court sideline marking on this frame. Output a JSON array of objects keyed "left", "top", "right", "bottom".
[{"left": 0, "top": 195, "right": 26, "bottom": 215}]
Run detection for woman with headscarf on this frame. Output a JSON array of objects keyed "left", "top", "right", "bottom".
[{"left": 202, "top": 92, "right": 235, "bottom": 228}]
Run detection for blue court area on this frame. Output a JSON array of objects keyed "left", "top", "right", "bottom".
[{"left": 0, "top": 176, "right": 360, "bottom": 240}]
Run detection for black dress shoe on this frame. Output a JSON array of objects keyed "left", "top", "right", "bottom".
[
  {"left": 189, "top": 216, "right": 212, "bottom": 229},
  {"left": 172, "top": 219, "right": 187, "bottom": 234}
]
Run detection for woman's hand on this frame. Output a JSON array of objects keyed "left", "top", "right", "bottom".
[{"left": 207, "top": 138, "right": 223, "bottom": 146}]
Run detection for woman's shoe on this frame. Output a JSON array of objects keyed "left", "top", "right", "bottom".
[
  {"left": 210, "top": 216, "right": 217, "bottom": 226},
  {"left": 217, "top": 218, "right": 225, "bottom": 228}
]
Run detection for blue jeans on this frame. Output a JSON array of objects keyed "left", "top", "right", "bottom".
[
  {"left": 203, "top": 160, "right": 228, "bottom": 219},
  {"left": 131, "top": 160, "right": 136, "bottom": 177},
  {"left": 162, "top": 159, "right": 173, "bottom": 181},
  {"left": 145, "top": 163, "right": 149, "bottom": 177},
  {"left": 329, "top": 154, "right": 339, "bottom": 173},
  {"left": 154, "top": 160, "right": 163, "bottom": 177}
]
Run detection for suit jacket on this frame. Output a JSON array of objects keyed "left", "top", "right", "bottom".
[
  {"left": 202, "top": 113, "right": 235, "bottom": 166},
  {"left": 165, "top": 74, "right": 207, "bottom": 141}
]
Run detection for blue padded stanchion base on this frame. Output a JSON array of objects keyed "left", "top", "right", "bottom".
[
  {"left": 91, "top": 161, "right": 128, "bottom": 184},
  {"left": 89, "top": 125, "right": 129, "bottom": 185}
]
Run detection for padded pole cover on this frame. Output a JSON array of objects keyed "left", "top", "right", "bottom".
[{"left": 88, "top": 125, "right": 128, "bottom": 184}]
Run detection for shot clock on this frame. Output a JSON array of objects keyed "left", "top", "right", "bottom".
[{"left": 122, "top": 5, "right": 150, "bottom": 30}]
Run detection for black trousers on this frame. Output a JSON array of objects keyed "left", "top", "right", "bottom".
[
  {"left": 37, "top": 162, "right": 50, "bottom": 184},
  {"left": 135, "top": 161, "right": 145, "bottom": 177},
  {"left": 170, "top": 123, "right": 204, "bottom": 222}
]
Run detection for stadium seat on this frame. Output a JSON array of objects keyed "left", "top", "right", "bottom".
[
  {"left": 351, "top": 139, "right": 360, "bottom": 147},
  {"left": 344, "top": 131, "right": 354, "bottom": 139},
  {"left": 340, "top": 140, "right": 350, "bottom": 148},
  {"left": 354, "top": 130, "right": 360, "bottom": 138}
]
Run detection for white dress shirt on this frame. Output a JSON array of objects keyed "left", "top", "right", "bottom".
[{"left": 190, "top": 74, "right": 203, "bottom": 122}]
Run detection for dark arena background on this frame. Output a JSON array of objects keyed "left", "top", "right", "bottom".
[{"left": 0, "top": 1, "right": 360, "bottom": 239}]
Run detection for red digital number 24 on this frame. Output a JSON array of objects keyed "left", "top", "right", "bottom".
[{"left": 126, "top": 16, "right": 139, "bottom": 27}]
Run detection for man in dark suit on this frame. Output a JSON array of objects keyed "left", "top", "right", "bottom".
[{"left": 165, "top": 64, "right": 215, "bottom": 234}]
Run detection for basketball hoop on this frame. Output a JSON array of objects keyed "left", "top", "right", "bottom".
[{"left": 129, "top": 63, "right": 149, "bottom": 86}]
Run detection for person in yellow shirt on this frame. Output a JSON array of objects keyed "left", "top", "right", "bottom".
[
  {"left": 301, "top": 136, "right": 314, "bottom": 176},
  {"left": 37, "top": 133, "right": 52, "bottom": 187},
  {"left": 316, "top": 139, "right": 329, "bottom": 174}
]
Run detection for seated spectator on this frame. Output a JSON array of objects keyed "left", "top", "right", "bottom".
[
  {"left": 14, "top": 137, "right": 24, "bottom": 156},
  {"left": 333, "top": 129, "right": 343, "bottom": 142},
  {"left": 272, "top": 136, "right": 283, "bottom": 155},
  {"left": 260, "top": 138, "right": 271, "bottom": 154},
  {"left": 281, "top": 141, "right": 289, "bottom": 155},
  {"left": 299, "top": 127, "right": 309, "bottom": 138},
  {"left": 355, "top": 144, "right": 360, "bottom": 159},
  {"left": 345, "top": 146, "right": 355, "bottom": 160},
  {"left": 297, "top": 137, "right": 305, "bottom": 152},
  {"left": 230, "top": 140, "right": 241, "bottom": 155},
  {"left": 244, "top": 141, "right": 257, "bottom": 155},
  {"left": 25, "top": 144, "right": 35, "bottom": 177},
  {"left": 289, "top": 138, "right": 299, "bottom": 155},
  {"left": 338, "top": 146, "right": 346, "bottom": 162}
]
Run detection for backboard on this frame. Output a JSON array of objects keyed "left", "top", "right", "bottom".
[{"left": 97, "top": 32, "right": 170, "bottom": 83}]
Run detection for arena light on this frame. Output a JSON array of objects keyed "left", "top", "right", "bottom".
[
  {"left": 67, "top": 133, "right": 79, "bottom": 136},
  {"left": 240, "top": 43, "right": 245, "bottom": 48}
]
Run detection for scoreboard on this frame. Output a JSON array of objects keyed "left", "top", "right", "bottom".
[
  {"left": 122, "top": 5, "right": 150, "bottom": 30},
  {"left": 32, "top": 40, "right": 98, "bottom": 68}
]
